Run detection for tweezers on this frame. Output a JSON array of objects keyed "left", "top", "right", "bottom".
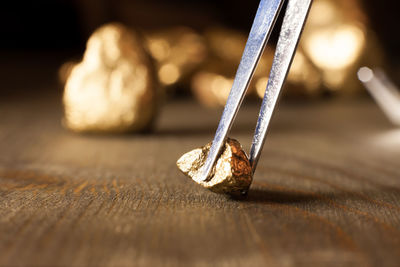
[{"left": 200, "top": 0, "right": 313, "bottom": 181}]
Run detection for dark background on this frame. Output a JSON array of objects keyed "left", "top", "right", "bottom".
[
  {"left": 0, "top": 0, "right": 399, "bottom": 96},
  {"left": 0, "top": 0, "right": 261, "bottom": 51},
  {"left": 0, "top": 0, "right": 398, "bottom": 56}
]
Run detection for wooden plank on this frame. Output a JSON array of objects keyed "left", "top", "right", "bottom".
[{"left": 0, "top": 93, "right": 399, "bottom": 267}]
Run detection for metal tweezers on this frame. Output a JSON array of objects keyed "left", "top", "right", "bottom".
[{"left": 200, "top": 0, "right": 313, "bottom": 181}]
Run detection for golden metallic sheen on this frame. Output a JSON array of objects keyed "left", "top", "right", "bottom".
[
  {"left": 145, "top": 27, "right": 207, "bottom": 87},
  {"left": 63, "top": 23, "right": 158, "bottom": 133},
  {"left": 177, "top": 138, "right": 253, "bottom": 195}
]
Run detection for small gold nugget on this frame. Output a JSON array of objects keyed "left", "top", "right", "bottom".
[{"left": 177, "top": 138, "right": 252, "bottom": 195}]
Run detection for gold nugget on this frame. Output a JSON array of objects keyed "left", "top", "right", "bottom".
[
  {"left": 63, "top": 23, "right": 158, "bottom": 133},
  {"left": 145, "top": 27, "right": 207, "bottom": 88},
  {"left": 177, "top": 138, "right": 252, "bottom": 195}
]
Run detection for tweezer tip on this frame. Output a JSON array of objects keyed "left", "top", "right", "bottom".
[{"left": 200, "top": 161, "right": 212, "bottom": 182}]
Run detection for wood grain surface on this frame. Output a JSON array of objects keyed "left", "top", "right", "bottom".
[{"left": 0, "top": 91, "right": 400, "bottom": 267}]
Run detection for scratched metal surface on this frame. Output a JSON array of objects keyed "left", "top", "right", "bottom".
[{"left": 250, "top": 0, "right": 312, "bottom": 170}]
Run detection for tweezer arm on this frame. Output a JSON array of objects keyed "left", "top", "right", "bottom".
[
  {"left": 200, "top": 0, "right": 285, "bottom": 182},
  {"left": 249, "top": 0, "right": 313, "bottom": 171}
]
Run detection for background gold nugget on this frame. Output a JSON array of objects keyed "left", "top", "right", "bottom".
[
  {"left": 63, "top": 23, "right": 159, "bottom": 133},
  {"left": 145, "top": 27, "right": 207, "bottom": 89}
]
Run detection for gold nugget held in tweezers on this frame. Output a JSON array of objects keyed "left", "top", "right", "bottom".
[
  {"left": 177, "top": 138, "right": 252, "bottom": 195},
  {"left": 177, "top": 0, "right": 313, "bottom": 195}
]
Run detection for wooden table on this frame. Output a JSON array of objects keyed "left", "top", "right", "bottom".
[{"left": 1, "top": 90, "right": 400, "bottom": 266}]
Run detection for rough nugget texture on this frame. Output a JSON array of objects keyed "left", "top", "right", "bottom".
[
  {"left": 63, "top": 23, "right": 158, "bottom": 133},
  {"left": 177, "top": 138, "right": 253, "bottom": 195}
]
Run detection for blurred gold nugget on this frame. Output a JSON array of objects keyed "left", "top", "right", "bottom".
[
  {"left": 204, "top": 27, "right": 247, "bottom": 64},
  {"left": 145, "top": 27, "right": 207, "bottom": 87},
  {"left": 300, "top": 0, "right": 366, "bottom": 92},
  {"left": 191, "top": 28, "right": 274, "bottom": 107},
  {"left": 177, "top": 138, "right": 252, "bottom": 195},
  {"left": 191, "top": 71, "right": 234, "bottom": 108},
  {"left": 193, "top": 27, "right": 307, "bottom": 107},
  {"left": 63, "top": 23, "right": 158, "bottom": 133},
  {"left": 58, "top": 60, "right": 78, "bottom": 85},
  {"left": 298, "top": 0, "right": 383, "bottom": 94}
]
